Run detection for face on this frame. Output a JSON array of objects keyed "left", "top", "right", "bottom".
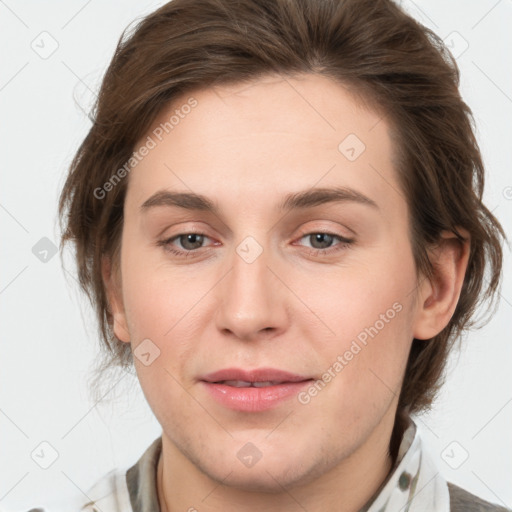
[{"left": 107, "top": 73, "right": 428, "bottom": 491}]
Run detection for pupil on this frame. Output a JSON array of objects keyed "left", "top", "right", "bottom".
[
  {"left": 182, "top": 234, "right": 203, "bottom": 249},
  {"left": 312, "top": 233, "right": 332, "bottom": 249}
]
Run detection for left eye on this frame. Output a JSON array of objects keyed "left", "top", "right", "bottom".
[
  {"left": 297, "top": 232, "right": 351, "bottom": 250},
  {"left": 174, "top": 233, "right": 208, "bottom": 250},
  {"left": 301, "top": 232, "right": 348, "bottom": 249}
]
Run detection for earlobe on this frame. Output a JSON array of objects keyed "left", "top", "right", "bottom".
[
  {"left": 413, "top": 229, "right": 471, "bottom": 340},
  {"left": 101, "top": 255, "right": 131, "bottom": 343}
]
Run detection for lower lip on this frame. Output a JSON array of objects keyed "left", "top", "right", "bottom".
[{"left": 201, "top": 381, "right": 312, "bottom": 412}]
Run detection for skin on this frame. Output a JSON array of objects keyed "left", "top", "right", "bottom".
[{"left": 103, "top": 73, "right": 470, "bottom": 512}]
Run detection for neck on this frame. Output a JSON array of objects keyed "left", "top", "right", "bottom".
[{"left": 157, "top": 409, "right": 403, "bottom": 512}]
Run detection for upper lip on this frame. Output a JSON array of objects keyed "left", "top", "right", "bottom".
[{"left": 200, "top": 367, "right": 312, "bottom": 384}]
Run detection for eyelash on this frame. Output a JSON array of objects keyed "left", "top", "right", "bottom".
[{"left": 156, "top": 229, "right": 354, "bottom": 259}]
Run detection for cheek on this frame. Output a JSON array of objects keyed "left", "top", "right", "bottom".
[
  {"left": 121, "top": 241, "right": 199, "bottom": 336},
  {"left": 118, "top": 246, "right": 199, "bottom": 397},
  {"left": 297, "top": 257, "right": 415, "bottom": 348},
  {"left": 121, "top": 257, "right": 200, "bottom": 424},
  {"left": 296, "top": 252, "right": 416, "bottom": 402},
  {"left": 301, "top": 301, "right": 413, "bottom": 440}
]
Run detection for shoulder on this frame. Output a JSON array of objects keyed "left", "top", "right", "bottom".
[
  {"left": 79, "top": 468, "right": 132, "bottom": 512},
  {"left": 2, "top": 470, "right": 131, "bottom": 512},
  {"left": 79, "top": 436, "right": 161, "bottom": 512},
  {"left": 448, "top": 481, "right": 512, "bottom": 512}
]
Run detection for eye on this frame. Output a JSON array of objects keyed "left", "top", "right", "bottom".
[
  {"left": 157, "top": 232, "right": 215, "bottom": 257},
  {"left": 295, "top": 231, "right": 354, "bottom": 256}
]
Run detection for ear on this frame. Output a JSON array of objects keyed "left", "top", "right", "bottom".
[
  {"left": 102, "top": 255, "right": 131, "bottom": 343},
  {"left": 413, "top": 229, "right": 471, "bottom": 340}
]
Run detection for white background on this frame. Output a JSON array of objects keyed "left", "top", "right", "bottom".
[{"left": 1, "top": 0, "right": 511, "bottom": 510}]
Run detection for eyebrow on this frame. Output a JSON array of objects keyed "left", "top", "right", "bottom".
[{"left": 139, "top": 186, "right": 379, "bottom": 214}]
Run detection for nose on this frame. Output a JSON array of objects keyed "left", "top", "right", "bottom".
[{"left": 214, "top": 239, "right": 289, "bottom": 342}]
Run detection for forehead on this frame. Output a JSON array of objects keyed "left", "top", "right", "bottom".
[{"left": 125, "top": 73, "right": 404, "bottom": 221}]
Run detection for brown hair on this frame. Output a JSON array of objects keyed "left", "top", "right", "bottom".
[{"left": 58, "top": 0, "right": 506, "bottom": 416}]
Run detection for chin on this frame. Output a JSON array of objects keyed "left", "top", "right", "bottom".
[
  {"left": 193, "top": 448, "right": 329, "bottom": 493},
  {"left": 208, "top": 465, "right": 309, "bottom": 493}
]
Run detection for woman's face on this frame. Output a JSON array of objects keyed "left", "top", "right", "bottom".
[{"left": 107, "top": 73, "right": 429, "bottom": 491}]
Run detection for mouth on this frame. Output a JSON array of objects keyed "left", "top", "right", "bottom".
[
  {"left": 199, "top": 368, "right": 314, "bottom": 412},
  {"left": 200, "top": 367, "right": 313, "bottom": 385},
  {"left": 213, "top": 380, "right": 294, "bottom": 388}
]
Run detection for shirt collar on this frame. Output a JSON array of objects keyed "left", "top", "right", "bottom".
[
  {"left": 361, "top": 414, "right": 450, "bottom": 512},
  {"left": 125, "top": 436, "right": 162, "bottom": 512},
  {"left": 124, "top": 416, "right": 450, "bottom": 512}
]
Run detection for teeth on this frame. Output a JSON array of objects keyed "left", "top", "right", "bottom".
[
  {"left": 222, "top": 380, "right": 252, "bottom": 387},
  {"left": 219, "top": 380, "right": 279, "bottom": 387},
  {"left": 252, "top": 381, "right": 275, "bottom": 387}
]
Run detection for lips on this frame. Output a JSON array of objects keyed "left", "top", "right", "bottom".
[
  {"left": 218, "top": 380, "right": 282, "bottom": 388},
  {"left": 199, "top": 368, "right": 314, "bottom": 412},
  {"left": 200, "top": 368, "right": 312, "bottom": 386}
]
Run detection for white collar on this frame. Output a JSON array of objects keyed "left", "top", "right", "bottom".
[{"left": 364, "top": 416, "right": 450, "bottom": 512}]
